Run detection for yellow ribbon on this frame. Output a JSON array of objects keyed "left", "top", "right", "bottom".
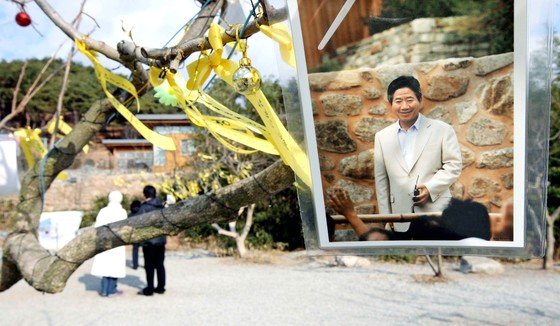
[
  {"left": 14, "top": 127, "right": 45, "bottom": 168},
  {"left": 258, "top": 23, "right": 296, "bottom": 68},
  {"left": 14, "top": 127, "right": 68, "bottom": 180},
  {"left": 151, "top": 67, "right": 277, "bottom": 155},
  {"left": 46, "top": 117, "right": 89, "bottom": 154},
  {"left": 75, "top": 39, "right": 176, "bottom": 151},
  {"left": 184, "top": 23, "right": 311, "bottom": 187}
]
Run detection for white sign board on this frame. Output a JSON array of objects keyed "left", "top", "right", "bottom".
[
  {"left": 0, "top": 135, "right": 20, "bottom": 196},
  {"left": 38, "top": 211, "right": 83, "bottom": 251}
]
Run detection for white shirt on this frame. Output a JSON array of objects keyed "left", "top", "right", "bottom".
[{"left": 397, "top": 115, "right": 422, "bottom": 171}]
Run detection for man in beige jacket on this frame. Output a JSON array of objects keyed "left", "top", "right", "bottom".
[{"left": 374, "top": 76, "right": 462, "bottom": 234}]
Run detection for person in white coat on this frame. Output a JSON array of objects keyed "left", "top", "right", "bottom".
[{"left": 91, "top": 191, "right": 128, "bottom": 297}]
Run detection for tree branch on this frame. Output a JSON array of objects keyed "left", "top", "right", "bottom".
[
  {"left": 138, "top": 4, "right": 288, "bottom": 72},
  {"left": 1, "top": 160, "right": 294, "bottom": 293}
]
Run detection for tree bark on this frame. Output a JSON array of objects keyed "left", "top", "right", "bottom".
[
  {"left": 1, "top": 0, "right": 295, "bottom": 294},
  {"left": 543, "top": 207, "right": 560, "bottom": 269}
]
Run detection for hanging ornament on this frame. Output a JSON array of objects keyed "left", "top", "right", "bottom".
[
  {"left": 232, "top": 29, "right": 261, "bottom": 95},
  {"left": 15, "top": 11, "right": 31, "bottom": 27}
]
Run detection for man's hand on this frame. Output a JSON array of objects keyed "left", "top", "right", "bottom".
[
  {"left": 327, "top": 187, "right": 356, "bottom": 217},
  {"left": 413, "top": 183, "right": 430, "bottom": 206}
]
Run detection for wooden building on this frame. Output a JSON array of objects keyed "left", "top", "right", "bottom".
[
  {"left": 101, "top": 114, "right": 197, "bottom": 173},
  {"left": 297, "top": 0, "right": 383, "bottom": 70}
]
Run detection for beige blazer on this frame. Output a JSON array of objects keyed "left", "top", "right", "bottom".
[{"left": 374, "top": 115, "right": 462, "bottom": 232}]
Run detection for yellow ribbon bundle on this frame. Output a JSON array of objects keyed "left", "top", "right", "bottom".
[
  {"left": 74, "top": 20, "right": 311, "bottom": 188},
  {"left": 75, "top": 39, "right": 176, "bottom": 151},
  {"left": 181, "top": 23, "right": 310, "bottom": 187}
]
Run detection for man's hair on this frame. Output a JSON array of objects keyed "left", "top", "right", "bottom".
[
  {"left": 143, "top": 185, "right": 156, "bottom": 199},
  {"left": 387, "top": 75, "right": 422, "bottom": 103}
]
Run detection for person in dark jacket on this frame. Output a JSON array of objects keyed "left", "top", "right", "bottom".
[
  {"left": 137, "top": 185, "right": 167, "bottom": 296},
  {"left": 129, "top": 200, "right": 142, "bottom": 269}
]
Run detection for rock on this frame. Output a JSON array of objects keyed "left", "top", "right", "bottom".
[
  {"left": 375, "top": 64, "right": 418, "bottom": 89},
  {"left": 442, "top": 57, "right": 473, "bottom": 71},
  {"left": 467, "top": 118, "right": 508, "bottom": 146},
  {"left": 315, "top": 120, "right": 357, "bottom": 153},
  {"left": 368, "top": 104, "right": 387, "bottom": 115},
  {"left": 427, "top": 106, "right": 453, "bottom": 124},
  {"left": 479, "top": 75, "right": 513, "bottom": 117},
  {"left": 455, "top": 101, "right": 478, "bottom": 124},
  {"left": 308, "top": 71, "right": 362, "bottom": 91},
  {"left": 450, "top": 182, "right": 464, "bottom": 199},
  {"left": 500, "top": 172, "right": 514, "bottom": 189},
  {"left": 320, "top": 93, "right": 362, "bottom": 116},
  {"left": 363, "top": 87, "right": 382, "bottom": 100},
  {"left": 335, "top": 255, "right": 371, "bottom": 267},
  {"left": 329, "top": 179, "right": 373, "bottom": 203},
  {"left": 425, "top": 73, "right": 469, "bottom": 101},
  {"left": 354, "top": 117, "right": 394, "bottom": 142},
  {"left": 475, "top": 148, "right": 514, "bottom": 169},
  {"left": 318, "top": 154, "right": 335, "bottom": 171},
  {"left": 468, "top": 177, "right": 500, "bottom": 198},
  {"left": 460, "top": 256, "right": 504, "bottom": 274},
  {"left": 416, "top": 62, "right": 438, "bottom": 75},
  {"left": 474, "top": 52, "right": 514, "bottom": 76},
  {"left": 339, "top": 149, "right": 375, "bottom": 179},
  {"left": 411, "top": 18, "right": 435, "bottom": 33}
]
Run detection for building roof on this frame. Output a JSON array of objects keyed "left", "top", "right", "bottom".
[
  {"left": 136, "top": 114, "right": 189, "bottom": 121},
  {"left": 101, "top": 139, "right": 152, "bottom": 149},
  {"left": 135, "top": 114, "right": 190, "bottom": 127}
]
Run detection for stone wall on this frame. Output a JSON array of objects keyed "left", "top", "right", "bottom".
[
  {"left": 310, "top": 53, "right": 514, "bottom": 214},
  {"left": 40, "top": 169, "right": 171, "bottom": 211},
  {"left": 326, "top": 16, "right": 490, "bottom": 70}
]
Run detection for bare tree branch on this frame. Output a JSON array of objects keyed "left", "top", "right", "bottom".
[
  {"left": 1, "top": 0, "right": 294, "bottom": 294},
  {"left": 2, "top": 160, "right": 294, "bottom": 292},
  {"left": 0, "top": 42, "right": 66, "bottom": 131},
  {"left": 49, "top": 0, "right": 87, "bottom": 148}
]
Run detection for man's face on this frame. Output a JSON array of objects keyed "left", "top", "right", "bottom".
[{"left": 391, "top": 87, "right": 422, "bottom": 128}]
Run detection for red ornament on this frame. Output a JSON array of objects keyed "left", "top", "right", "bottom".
[{"left": 15, "top": 12, "right": 31, "bottom": 27}]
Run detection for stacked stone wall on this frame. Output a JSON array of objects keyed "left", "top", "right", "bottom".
[
  {"left": 39, "top": 169, "right": 172, "bottom": 212},
  {"left": 310, "top": 53, "right": 514, "bottom": 214},
  {"left": 327, "top": 16, "right": 490, "bottom": 70}
]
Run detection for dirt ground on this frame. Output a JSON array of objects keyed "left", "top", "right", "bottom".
[{"left": 0, "top": 248, "right": 559, "bottom": 325}]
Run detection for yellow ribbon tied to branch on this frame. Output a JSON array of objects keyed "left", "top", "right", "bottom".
[
  {"left": 183, "top": 23, "right": 311, "bottom": 188},
  {"left": 14, "top": 127, "right": 45, "bottom": 169},
  {"left": 151, "top": 66, "right": 277, "bottom": 155},
  {"left": 257, "top": 23, "right": 296, "bottom": 68},
  {"left": 14, "top": 127, "right": 68, "bottom": 180},
  {"left": 46, "top": 117, "right": 89, "bottom": 154},
  {"left": 75, "top": 39, "right": 176, "bottom": 151}
]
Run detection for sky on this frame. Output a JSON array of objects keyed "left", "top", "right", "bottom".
[{"left": 0, "top": 0, "right": 283, "bottom": 78}]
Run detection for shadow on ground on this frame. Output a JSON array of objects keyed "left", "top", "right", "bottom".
[{"left": 78, "top": 273, "right": 145, "bottom": 292}]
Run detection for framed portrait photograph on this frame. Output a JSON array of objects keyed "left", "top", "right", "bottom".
[{"left": 284, "top": 0, "right": 551, "bottom": 256}]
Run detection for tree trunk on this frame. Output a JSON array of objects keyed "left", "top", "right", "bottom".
[
  {"left": 543, "top": 207, "right": 560, "bottom": 269},
  {"left": 1, "top": 0, "right": 294, "bottom": 294},
  {"left": 2, "top": 160, "right": 293, "bottom": 293}
]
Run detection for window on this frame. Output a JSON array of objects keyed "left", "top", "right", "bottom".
[
  {"left": 115, "top": 151, "right": 153, "bottom": 170},
  {"left": 180, "top": 139, "right": 196, "bottom": 156},
  {"left": 153, "top": 146, "right": 166, "bottom": 166}
]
